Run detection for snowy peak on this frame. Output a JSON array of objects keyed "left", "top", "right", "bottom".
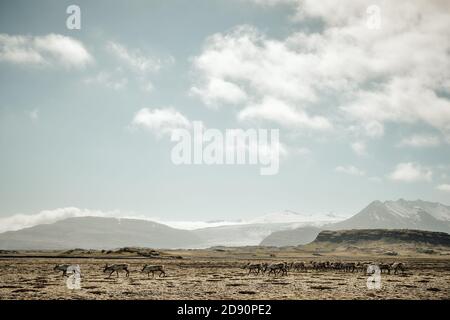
[
  {"left": 384, "top": 199, "right": 450, "bottom": 221},
  {"left": 248, "top": 210, "right": 342, "bottom": 224},
  {"left": 329, "top": 199, "right": 450, "bottom": 233},
  {"left": 249, "top": 210, "right": 310, "bottom": 224},
  {"left": 408, "top": 200, "right": 450, "bottom": 221}
]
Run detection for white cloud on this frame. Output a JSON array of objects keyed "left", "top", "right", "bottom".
[
  {"left": 191, "top": 25, "right": 333, "bottom": 131},
  {"left": 364, "top": 121, "right": 384, "bottom": 138},
  {"left": 389, "top": 162, "right": 433, "bottom": 182},
  {"left": 219, "top": 1, "right": 450, "bottom": 140},
  {"left": 132, "top": 107, "right": 191, "bottom": 137},
  {"left": 190, "top": 77, "right": 247, "bottom": 107},
  {"left": 0, "top": 207, "right": 119, "bottom": 233},
  {"left": 343, "top": 77, "right": 450, "bottom": 140},
  {"left": 0, "top": 207, "right": 177, "bottom": 233},
  {"left": 238, "top": 96, "right": 332, "bottom": 130},
  {"left": 107, "top": 41, "right": 171, "bottom": 73},
  {"left": 0, "top": 33, "right": 92, "bottom": 67},
  {"left": 84, "top": 72, "right": 128, "bottom": 90},
  {"left": 351, "top": 141, "right": 367, "bottom": 156},
  {"left": 436, "top": 184, "right": 450, "bottom": 192},
  {"left": 399, "top": 134, "right": 441, "bottom": 147},
  {"left": 335, "top": 165, "right": 365, "bottom": 176}
]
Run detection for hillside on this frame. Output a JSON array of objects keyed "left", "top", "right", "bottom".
[
  {"left": 328, "top": 199, "right": 450, "bottom": 233},
  {"left": 192, "top": 210, "right": 339, "bottom": 247},
  {"left": 192, "top": 223, "right": 294, "bottom": 247},
  {"left": 0, "top": 216, "right": 203, "bottom": 250},
  {"left": 259, "top": 226, "right": 321, "bottom": 246},
  {"left": 313, "top": 229, "right": 450, "bottom": 246}
]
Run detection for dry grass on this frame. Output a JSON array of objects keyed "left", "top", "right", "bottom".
[{"left": 0, "top": 248, "right": 449, "bottom": 300}]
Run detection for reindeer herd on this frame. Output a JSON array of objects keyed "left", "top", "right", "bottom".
[
  {"left": 243, "top": 261, "right": 407, "bottom": 276},
  {"left": 53, "top": 263, "right": 166, "bottom": 278},
  {"left": 52, "top": 260, "right": 406, "bottom": 280}
]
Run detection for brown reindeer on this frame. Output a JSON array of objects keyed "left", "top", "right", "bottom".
[
  {"left": 142, "top": 264, "right": 166, "bottom": 278},
  {"left": 103, "top": 263, "right": 130, "bottom": 278},
  {"left": 53, "top": 264, "right": 71, "bottom": 277},
  {"left": 243, "top": 263, "right": 263, "bottom": 275},
  {"left": 391, "top": 262, "right": 406, "bottom": 275}
]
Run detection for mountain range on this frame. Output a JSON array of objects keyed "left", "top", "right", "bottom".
[
  {"left": 259, "top": 199, "right": 450, "bottom": 246},
  {"left": 0, "top": 199, "right": 449, "bottom": 249},
  {"left": 327, "top": 199, "right": 450, "bottom": 232},
  {"left": 0, "top": 216, "right": 203, "bottom": 250}
]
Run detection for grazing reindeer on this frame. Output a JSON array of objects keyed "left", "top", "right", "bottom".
[
  {"left": 142, "top": 264, "right": 166, "bottom": 278},
  {"left": 342, "top": 262, "right": 356, "bottom": 273},
  {"left": 391, "top": 262, "right": 406, "bottom": 275},
  {"left": 103, "top": 263, "right": 129, "bottom": 278},
  {"left": 303, "top": 262, "right": 315, "bottom": 271},
  {"left": 355, "top": 262, "right": 369, "bottom": 273},
  {"left": 292, "top": 262, "right": 307, "bottom": 272},
  {"left": 243, "top": 263, "right": 262, "bottom": 275},
  {"left": 312, "top": 261, "right": 327, "bottom": 271},
  {"left": 266, "top": 263, "right": 288, "bottom": 276},
  {"left": 261, "top": 263, "right": 269, "bottom": 274},
  {"left": 332, "top": 262, "right": 343, "bottom": 271},
  {"left": 53, "top": 264, "right": 71, "bottom": 277},
  {"left": 378, "top": 263, "right": 391, "bottom": 274}
]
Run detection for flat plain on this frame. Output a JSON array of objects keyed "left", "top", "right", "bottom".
[{"left": 0, "top": 246, "right": 449, "bottom": 300}]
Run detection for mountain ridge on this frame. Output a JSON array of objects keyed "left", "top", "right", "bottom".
[
  {"left": 313, "top": 229, "right": 450, "bottom": 246},
  {"left": 0, "top": 216, "right": 203, "bottom": 250},
  {"left": 1, "top": 199, "right": 449, "bottom": 249},
  {"left": 260, "top": 199, "right": 450, "bottom": 247},
  {"left": 328, "top": 199, "right": 450, "bottom": 232}
]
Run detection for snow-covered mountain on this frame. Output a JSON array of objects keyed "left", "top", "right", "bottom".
[
  {"left": 0, "top": 209, "right": 346, "bottom": 249},
  {"left": 191, "top": 210, "right": 343, "bottom": 247},
  {"left": 259, "top": 199, "right": 450, "bottom": 247},
  {"left": 2, "top": 200, "right": 447, "bottom": 249},
  {"left": 248, "top": 210, "right": 343, "bottom": 224},
  {"left": 328, "top": 199, "right": 450, "bottom": 233},
  {"left": 385, "top": 199, "right": 450, "bottom": 221}
]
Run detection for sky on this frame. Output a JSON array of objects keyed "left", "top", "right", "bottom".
[{"left": 0, "top": 0, "right": 449, "bottom": 228}]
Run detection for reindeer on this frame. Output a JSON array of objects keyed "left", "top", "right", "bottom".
[
  {"left": 142, "top": 264, "right": 166, "bottom": 278},
  {"left": 355, "top": 262, "right": 370, "bottom": 273},
  {"left": 266, "top": 263, "right": 288, "bottom": 276},
  {"left": 103, "top": 263, "right": 130, "bottom": 278},
  {"left": 331, "top": 262, "right": 343, "bottom": 271},
  {"left": 292, "top": 262, "right": 307, "bottom": 272},
  {"left": 342, "top": 262, "right": 356, "bottom": 273},
  {"left": 280, "top": 262, "right": 289, "bottom": 276},
  {"left": 303, "top": 261, "right": 315, "bottom": 272},
  {"left": 391, "top": 262, "right": 406, "bottom": 275},
  {"left": 378, "top": 263, "right": 391, "bottom": 274},
  {"left": 312, "top": 261, "right": 327, "bottom": 271},
  {"left": 243, "top": 263, "right": 262, "bottom": 275},
  {"left": 261, "top": 263, "right": 269, "bottom": 274},
  {"left": 53, "top": 264, "right": 71, "bottom": 277}
]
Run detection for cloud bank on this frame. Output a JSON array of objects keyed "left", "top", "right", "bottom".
[
  {"left": 191, "top": 0, "right": 450, "bottom": 142},
  {"left": 0, "top": 33, "right": 92, "bottom": 68}
]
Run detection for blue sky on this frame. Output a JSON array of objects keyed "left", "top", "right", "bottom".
[{"left": 0, "top": 0, "right": 449, "bottom": 225}]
